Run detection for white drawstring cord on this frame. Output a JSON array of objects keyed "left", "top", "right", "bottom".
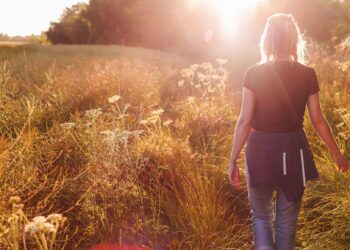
[
  {"left": 283, "top": 152, "right": 287, "bottom": 175},
  {"left": 282, "top": 149, "right": 307, "bottom": 187},
  {"left": 300, "top": 148, "right": 307, "bottom": 187}
]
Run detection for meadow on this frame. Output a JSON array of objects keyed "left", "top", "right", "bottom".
[{"left": 0, "top": 44, "right": 349, "bottom": 250}]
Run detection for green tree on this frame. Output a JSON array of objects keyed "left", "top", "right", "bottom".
[{"left": 46, "top": 3, "right": 91, "bottom": 44}]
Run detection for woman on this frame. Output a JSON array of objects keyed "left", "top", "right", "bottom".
[{"left": 228, "top": 13, "right": 349, "bottom": 250}]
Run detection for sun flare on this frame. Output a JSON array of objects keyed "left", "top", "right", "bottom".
[
  {"left": 215, "top": 0, "right": 258, "bottom": 36},
  {"left": 187, "top": 0, "right": 263, "bottom": 37}
]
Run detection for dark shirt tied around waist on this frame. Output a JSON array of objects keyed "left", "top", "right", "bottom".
[{"left": 245, "top": 128, "right": 319, "bottom": 202}]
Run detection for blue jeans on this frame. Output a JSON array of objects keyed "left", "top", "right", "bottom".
[{"left": 246, "top": 164, "right": 302, "bottom": 250}]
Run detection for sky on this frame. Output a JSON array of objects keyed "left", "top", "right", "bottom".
[{"left": 0, "top": 0, "right": 89, "bottom": 36}]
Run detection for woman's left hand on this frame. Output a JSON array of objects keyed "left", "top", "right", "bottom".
[{"left": 228, "top": 159, "right": 241, "bottom": 190}]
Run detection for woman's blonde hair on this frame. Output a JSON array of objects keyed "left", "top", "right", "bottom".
[{"left": 259, "top": 13, "right": 305, "bottom": 63}]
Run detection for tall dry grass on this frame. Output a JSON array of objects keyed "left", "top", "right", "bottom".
[{"left": 0, "top": 43, "right": 349, "bottom": 249}]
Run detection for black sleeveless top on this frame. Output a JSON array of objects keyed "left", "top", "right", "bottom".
[{"left": 242, "top": 61, "right": 320, "bottom": 133}]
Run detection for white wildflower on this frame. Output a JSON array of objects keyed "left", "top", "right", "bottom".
[
  {"left": 190, "top": 64, "right": 199, "bottom": 71},
  {"left": 12, "top": 203, "right": 24, "bottom": 210},
  {"left": 118, "top": 114, "right": 129, "bottom": 119},
  {"left": 162, "top": 120, "right": 173, "bottom": 126},
  {"left": 201, "top": 62, "right": 212, "bottom": 70},
  {"left": 211, "top": 74, "right": 220, "bottom": 80},
  {"left": 208, "top": 86, "right": 215, "bottom": 93},
  {"left": 151, "top": 108, "right": 164, "bottom": 116},
  {"left": 118, "top": 131, "right": 132, "bottom": 145},
  {"left": 25, "top": 221, "right": 38, "bottom": 234},
  {"left": 99, "top": 130, "right": 116, "bottom": 137},
  {"left": 108, "top": 95, "right": 121, "bottom": 104},
  {"left": 216, "top": 58, "right": 228, "bottom": 65},
  {"left": 9, "top": 196, "right": 21, "bottom": 204},
  {"left": 180, "top": 68, "right": 193, "bottom": 78},
  {"left": 186, "top": 96, "right": 196, "bottom": 103},
  {"left": 7, "top": 214, "right": 19, "bottom": 224},
  {"left": 197, "top": 72, "right": 205, "bottom": 79},
  {"left": 43, "top": 222, "right": 56, "bottom": 233},
  {"left": 138, "top": 119, "right": 149, "bottom": 125},
  {"left": 59, "top": 122, "right": 76, "bottom": 129},
  {"left": 84, "top": 108, "right": 102, "bottom": 119},
  {"left": 47, "top": 213, "right": 63, "bottom": 222},
  {"left": 25, "top": 219, "right": 56, "bottom": 234},
  {"left": 131, "top": 130, "right": 144, "bottom": 136},
  {"left": 33, "top": 216, "right": 46, "bottom": 223},
  {"left": 149, "top": 116, "right": 159, "bottom": 124}
]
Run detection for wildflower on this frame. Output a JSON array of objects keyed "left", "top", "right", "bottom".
[
  {"left": 201, "top": 62, "right": 212, "bottom": 70},
  {"left": 32, "top": 216, "right": 46, "bottom": 223},
  {"left": 197, "top": 70, "right": 204, "bottom": 77},
  {"left": 211, "top": 74, "right": 220, "bottom": 81},
  {"left": 43, "top": 222, "right": 57, "bottom": 233},
  {"left": 186, "top": 96, "right": 196, "bottom": 103},
  {"left": 148, "top": 116, "right": 159, "bottom": 124},
  {"left": 25, "top": 220, "right": 56, "bottom": 234},
  {"left": 216, "top": 58, "right": 228, "bottom": 65},
  {"left": 59, "top": 122, "right": 76, "bottom": 129},
  {"left": 0, "top": 225, "right": 9, "bottom": 237},
  {"left": 208, "top": 86, "right": 215, "bottom": 93},
  {"left": 84, "top": 108, "right": 102, "bottom": 119},
  {"left": 47, "top": 213, "right": 63, "bottom": 222},
  {"left": 178, "top": 80, "right": 185, "bottom": 87},
  {"left": 180, "top": 68, "right": 193, "bottom": 78},
  {"left": 118, "top": 131, "right": 132, "bottom": 145},
  {"left": 9, "top": 196, "right": 21, "bottom": 204},
  {"left": 340, "top": 36, "right": 350, "bottom": 49},
  {"left": 7, "top": 214, "right": 19, "bottom": 224},
  {"left": 339, "top": 61, "right": 350, "bottom": 72},
  {"left": 131, "top": 130, "right": 144, "bottom": 136},
  {"left": 99, "top": 130, "right": 116, "bottom": 137},
  {"left": 138, "top": 119, "right": 149, "bottom": 125},
  {"left": 12, "top": 203, "right": 24, "bottom": 210},
  {"left": 151, "top": 108, "right": 164, "bottom": 116},
  {"left": 24, "top": 215, "right": 60, "bottom": 234},
  {"left": 162, "top": 120, "right": 173, "bottom": 126},
  {"left": 108, "top": 95, "right": 121, "bottom": 104},
  {"left": 24, "top": 221, "right": 36, "bottom": 234},
  {"left": 190, "top": 64, "right": 199, "bottom": 71},
  {"left": 118, "top": 114, "right": 129, "bottom": 119}
]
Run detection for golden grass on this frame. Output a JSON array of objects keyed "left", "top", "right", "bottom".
[{"left": 0, "top": 44, "right": 349, "bottom": 249}]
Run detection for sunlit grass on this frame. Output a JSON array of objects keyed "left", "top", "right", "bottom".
[{"left": 0, "top": 43, "right": 349, "bottom": 249}]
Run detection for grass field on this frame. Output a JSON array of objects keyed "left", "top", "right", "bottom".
[{"left": 0, "top": 44, "right": 349, "bottom": 250}]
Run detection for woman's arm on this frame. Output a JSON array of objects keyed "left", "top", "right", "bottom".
[
  {"left": 306, "top": 92, "right": 348, "bottom": 172},
  {"left": 228, "top": 87, "right": 255, "bottom": 188}
]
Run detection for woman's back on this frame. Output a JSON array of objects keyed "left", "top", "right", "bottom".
[
  {"left": 243, "top": 61, "right": 320, "bottom": 132},
  {"left": 229, "top": 13, "right": 348, "bottom": 250}
]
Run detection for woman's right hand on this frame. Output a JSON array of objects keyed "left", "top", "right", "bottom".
[
  {"left": 228, "top": 159, "right": 241, "bottom": 190},
  {"left": 333, "top": 152, "right": 349, "bottom": 173}
]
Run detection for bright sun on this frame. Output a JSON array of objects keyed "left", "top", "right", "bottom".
[
  {"left": 215, "top": 0, "right": 259, "bottom": 36},
  {"left": 187, "top": 0, "right": 262, "bottom": 37}
]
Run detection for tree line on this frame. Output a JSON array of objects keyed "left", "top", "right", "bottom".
[{"left": 46, "top": 0, "right": 350, "bottom": 56}]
